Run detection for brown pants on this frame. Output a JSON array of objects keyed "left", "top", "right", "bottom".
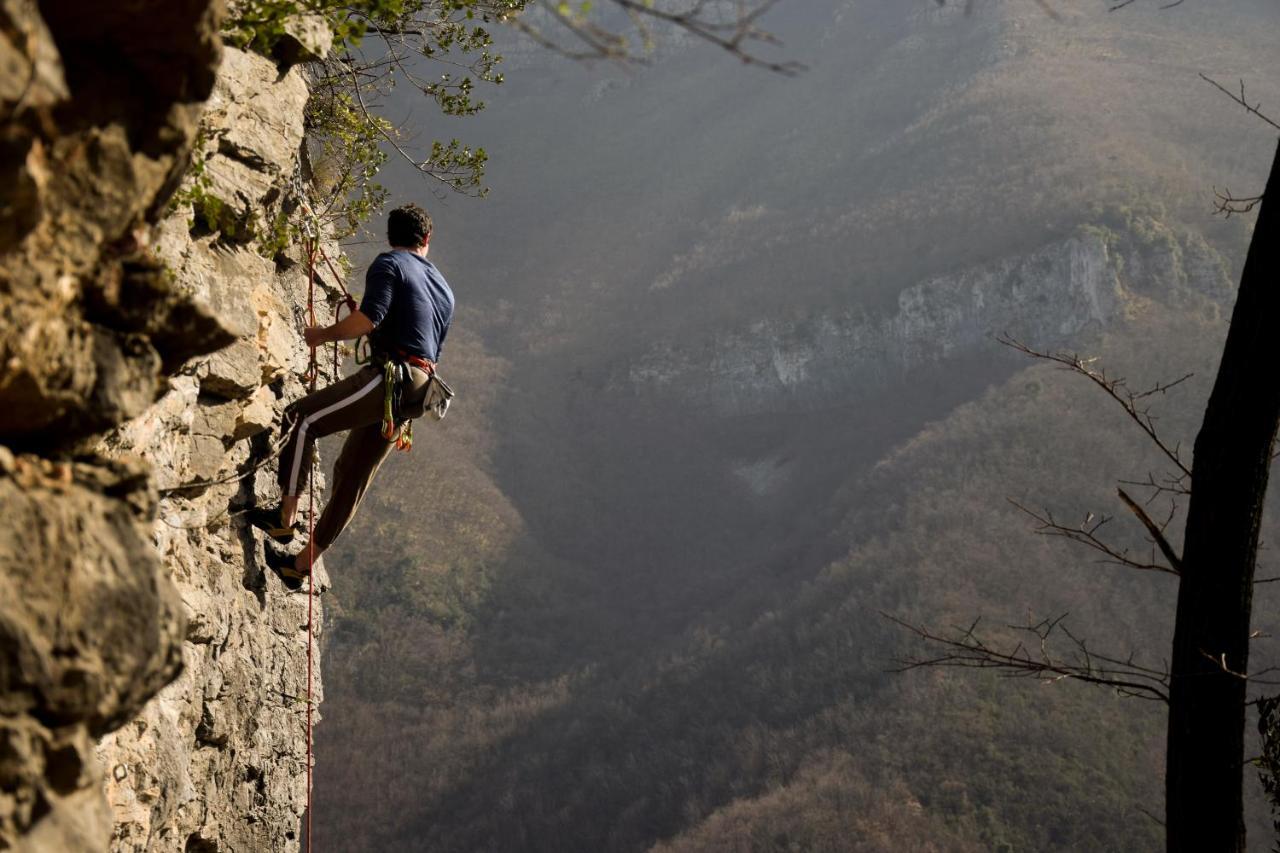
[{"left": 278, "top": 364, "right": 430, "bottom": 552}]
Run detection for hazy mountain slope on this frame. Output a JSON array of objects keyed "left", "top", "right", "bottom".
[
  {"left": 321, "top": 298, "right": 1250, "bottom": 852},
  {"left": 315, "top": 287, "right": 1250, "bottom": 849},
  {"left": 313, "top": 1, "right": 1280, "bottom": 849},
  {"left": 431, "top": 0, "right": 1274, "bottom": 345}
]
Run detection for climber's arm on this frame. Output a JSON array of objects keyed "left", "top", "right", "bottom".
[
  {"left": 305, "top": 252, "right": 394, "bottom": 348},
  {"left": 304, "top": 310, "right": 375, "bottom": 347}
]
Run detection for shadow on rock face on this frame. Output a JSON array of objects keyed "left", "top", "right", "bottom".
[
  {"left": 0, "top": 0, "right": 231, "bottom": 453},
  {"left": 0, "top": 0, "right": 226, "bottom": 847}
]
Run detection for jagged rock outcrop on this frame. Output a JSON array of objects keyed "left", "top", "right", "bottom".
[
  {"left": 625, "top": 225, "right": 1232, "bottom": 416},
  {"left": 0, "top": 453, "right": 184, "bottom": 852},
  {"left": 0, "top": 0, "right": 223, "bottom": 848},
  {"left": 1, "top": 2, "right": 337, "bottom": 850},
  {"left": 0, "top": 0, "right": 229, "bottom": 447}
]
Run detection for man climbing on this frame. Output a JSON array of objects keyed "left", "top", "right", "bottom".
[{"left": 248, "top": 203, "right": 454, "bottom": 588}]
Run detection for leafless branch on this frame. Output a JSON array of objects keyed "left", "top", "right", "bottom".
[
  {"left": 886, "top": 611, "right": 1170, "bottom": 702},
  {"left": 1212, "top": 187, "right": 1265, "bottom": 219},
  {"left": 1135, "top": 806, "right": 1166, "bottom": 828},
  {"left": 999, "top": 335, "right": 1193, "bottom": 481},
  {"left": 308, "top": 0, "right": 804, "bottom": 220},
  {"left": 1009, "top": 500, "right": 1180, "bottom": 575},
  {"left": 513, "top": 0, "right": 806, "bottom": 75},
  {"left": 1199, "top": 650, "right": 1280, "bottom": 686},
  {"left": 1200, "top": 73, "right": 1280, "bottom": 132},
  {"left": 1117, "top": 471, "right": 1191, "bottom": 499},
  {"left": 1110, "top": 0, "right": 1185, "bottom": 10},
  {"left": 1030, "top": 0, "right": 1063, "bottom": 20}
]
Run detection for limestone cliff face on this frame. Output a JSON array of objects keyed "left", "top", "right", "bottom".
[
  {"left": 624, "top": 224, "right": 1232, "bottom": 416},
  {"left": 96, "top": 38, "right": 342, "bottom": 852},
  {"left": 0, "top": 2, "right": 337, "bottom": 850}
]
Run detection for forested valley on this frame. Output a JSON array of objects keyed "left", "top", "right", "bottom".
[{"left": 312, "top": 1, "right": 1280, "bottom": 849}]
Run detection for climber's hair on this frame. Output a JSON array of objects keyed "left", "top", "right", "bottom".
[{"left": 387, "top": 204, "right": 433, "bottom": 249}]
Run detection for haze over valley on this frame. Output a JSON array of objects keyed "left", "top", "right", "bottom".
[{"left": 314, "top": 2, "right": 1280, "bottom": 849}]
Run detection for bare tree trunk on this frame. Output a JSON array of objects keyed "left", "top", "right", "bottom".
[{"left": 1166, "top": 139, "right": 1280, "bottom": 852}]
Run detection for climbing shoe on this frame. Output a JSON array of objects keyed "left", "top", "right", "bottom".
[
  {"left": 264, "top": 546, "right": 310, "bottom": 592},
  {"left": 245, "top": 504, "right": 298, "bottom": 545}
]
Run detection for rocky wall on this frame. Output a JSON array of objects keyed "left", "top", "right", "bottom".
[
  {"left": 0, "top": 1, "right": 340, "bottom": 850},
  {"left": 96, "top": 34, "right": 342, "bottom": 851}
]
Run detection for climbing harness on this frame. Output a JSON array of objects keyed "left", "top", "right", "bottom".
[
  {"left": 374, "top": 349, "right": 450, "bottom": 451},
  {"left": 377, "top": 353, "right": 435, "bottom": 452}
]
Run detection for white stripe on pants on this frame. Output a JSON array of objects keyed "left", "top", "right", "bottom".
[{"left": 284, "top": 374, "right": 383, "bottom": 496}]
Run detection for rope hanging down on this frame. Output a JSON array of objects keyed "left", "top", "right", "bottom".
[
  {"left": 296, "top": 205, "right": 353, "bottom": 853},
  {"left": 303, "top": 237, "right": 318, "bottom": 853},
  {"left": 298, "top": 229, "right": 363, "bottom": 851},
  {"left": 287, "top": 196, "right": 366, "bottom": 848},
  {"left": 299, "top": 228, "right": 352, "bottom": 852}
]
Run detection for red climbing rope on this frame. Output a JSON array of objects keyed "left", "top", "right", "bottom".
[
  {"left": 314, "top": 242, "right": 352, "bottom": 304},
  {"left": 299, "top": 225, "right": 358, "bottom": 852},
  {"left": 306, "top": 461, "right": 316, "bottom": 853},
  {"left": 302, "top": 238, "right": 358, "bottom": 388},
  {"left": 304, "top": 238, "right": 318, "bottom": 853}
]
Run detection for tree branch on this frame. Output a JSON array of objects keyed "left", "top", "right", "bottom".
[
  {"left": 515, "top": 0, "right": 806, "bottom": 75},
  {"left": 1212, "top": 187, "right": 1264, "bottom": 219},
  {"left": 1117, "top": 487, "right": 1183, "bottom": 573},
  {"left": 999, "top": 335, "right": 1193, "bottom": 481},
  {"left": 1009, "top": 499, "right": 1180, "bottom": 576},
  {"left": 886, "top": 612, "right": 1170, "bottom": 703},
  {"left": 334, "top": 54, "right": 476, "bottom": 196},
  {"left": 1200, "top": 73, "right": 1280, "bottom": 133}
]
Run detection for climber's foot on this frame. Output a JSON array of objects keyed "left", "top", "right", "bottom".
[
  {"left": 264, "top": 546, "right": 310, "bottom": 592},
  {"left": 245, "top": 505, "right": 298, "bottom": 545}
]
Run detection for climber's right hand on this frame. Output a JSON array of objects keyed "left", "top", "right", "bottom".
[{"left": 303, "top": 325, "right": 328, "bottom": 348}]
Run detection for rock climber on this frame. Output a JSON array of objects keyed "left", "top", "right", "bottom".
[{"left": 247, "top": 203, "right": 453, "bottom": 588}]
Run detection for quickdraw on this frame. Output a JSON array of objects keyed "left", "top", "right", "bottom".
[{"left": 379, "top": 359, "right": 415, "bottom": 452}]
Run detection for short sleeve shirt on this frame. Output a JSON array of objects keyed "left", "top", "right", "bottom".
[{"left": 359, "top": 250, "right": 455, "bottom": 362}]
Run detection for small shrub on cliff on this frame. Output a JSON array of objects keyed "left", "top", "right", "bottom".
[{"left": 225, "top": 0, "right": 525, "bottom": 240}]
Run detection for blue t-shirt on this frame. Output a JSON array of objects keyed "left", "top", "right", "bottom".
[{"left": 359, "top": 250, "right": 454, "bottom": 362}]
